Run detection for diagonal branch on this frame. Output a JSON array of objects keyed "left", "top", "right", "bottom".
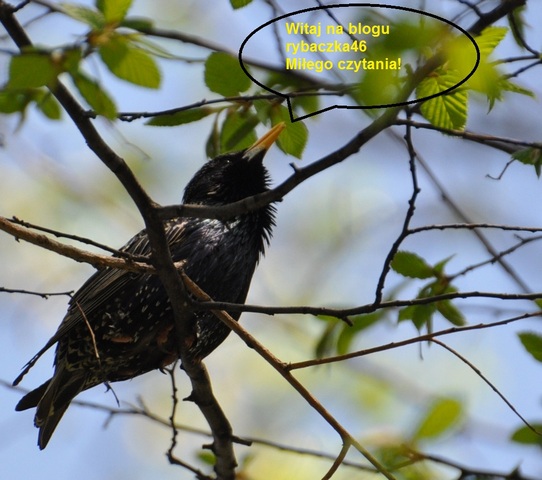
[
  {"left": 0, "top": 215, "right": 154, "bottom": 273},
  {"left": 180, "top": 272, "right": 397, "bottom": 480},
  {"left": 432, "top": 338, "right": 541, "bottom": 437},
  {"left": 288, "top": 311, "right": 541, "bottom": 370}
]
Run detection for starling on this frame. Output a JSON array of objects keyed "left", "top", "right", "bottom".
[{"left": 14, "top": 123, "right": 285, "bottom": 449}]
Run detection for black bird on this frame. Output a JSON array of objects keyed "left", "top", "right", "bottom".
[{"left": 14, "top": 123, "right": 285, "bottom": 449}]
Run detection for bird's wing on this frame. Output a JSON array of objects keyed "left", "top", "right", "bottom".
[{"left": 14, "top": 221, "right": 189, "bottom": 385}]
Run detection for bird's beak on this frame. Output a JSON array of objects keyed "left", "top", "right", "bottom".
[{"left": 243, "top": 122, "right": 285, "bottom": 161}]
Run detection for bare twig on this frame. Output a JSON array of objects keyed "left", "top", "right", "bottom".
[
  {"left": 450, "top": 234, "right": 542, "bottom": 280},
  {"left": 374, "top": 114, "right": 420, "bottom": 304},
  {"left": 0, "top": 215, "right": 154, "bottom": 273},
  {"left": 9, "top": 216, "right": 144, "bottom": 259},
  {"left": 405, "top": 448, "right": 537, "bottom": 480},
  {"left": 413, "top": 151, "right": 532, "bottom": 294},
  {"left": 432, "top": 338, "right": 541, "bottom": 437},
  {"left": 0, "top": 287, "right": 73, "bottom": 298},
  {"left": 395, "top": 118, "right": 542, "bottom": 154},
  {"left": 288, "top": 311, "right": 541, "bottom": 370}
]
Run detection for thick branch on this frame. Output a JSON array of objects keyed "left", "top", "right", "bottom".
[
  {"left": 469, "top": 0, "right": 527, "bottom": 36},
  {"left": 181, "top": 360, "right": 237, "bottom": 480},
  {"left": 0, "top": 5, "right": 235, "bottom": 475}
]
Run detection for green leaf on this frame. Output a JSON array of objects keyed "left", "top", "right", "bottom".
[
  {"left": 266, "top": 104, "right": 307, "bottom": 158},
  {"left": 464, "top": 28, "right": 519, "bottom": 111},
  {"left": 99, "top": 35, "right": 161, "bottom": 88},
  {"left": 96, "top": 0, "right": 132, "bottom": 22},
  {"left": 54, "top": 48, "right": 82, "bottom": 75},
  {"left": 291, "top": 93, "right": 320, "bottom": 116},
  {"left": 417, "top": 72, "right": 468, "bottom": 130},
  {"left": 35, "top": 92, "right": 62, "bottom": 120},
  {"left": 433, "top": 255, "right": 454, "bottom": 275},
  {"left": 205, "top": 121, "right": 221, "bottom": 159},
  {"left": 511, "top": 424, "right": 542, "bottom": 446},
  {"left": 0, "top": 91, "right": 32, "bottom": 113},
  {"left": 518, "top": 332, "right": 542, "bottom": 363},
  {"left": 277, "top": 121, "right": 307, "bottom": 159},
  {"left": 437, "top": 300, "right": 465, "bottom": 326},
  {"left": 398, "top": 305, "right": 416, "bottom": 323},
  {"left": 230, "top": 0, "right": 253, "bottom": 8},
  {"left": 508, "top": 7, "right": 528, "bottom": 50},
  {"left": 498, "top": 77, "right": 535, "bottom": 98},
  {"left": 219, "top": 110, "right": 258, "bottom": 152},
  {"left": 315, "top": 320, "right": 340, "bottom": 358},
  {"left": 476, "top": 27, "right": 508, "bottom": 57},
  {"left": 7, "top": 54, "right": 57, "bottom": 89},
  {"left": 253, "top": 99, "right": 272, "bottom": 123},
  {"left": 513, "top": 148, "right": 542, "bottom": 178},
  {"left": 121, "top": 17, "right": 154, "bottom": 31},
  {"left": 412, "top": 303, "right": 436, "bottom": 330},
  {"left": 129, "top": 36, "right": 175, "bottom": 60},
  {"left": 412, "top": 398, "right": 463, "bottom": 441},
  {"left": 197, "top": 450, "right": 216, "bottom": 466},
  {"left": 146, "top": 107, "right": 213, "bottom": 126},
  {"left": 72, "top": 72, "right": 117, "bottom": 119},
  {"left": 337, "top": 312, "right": 383, "bottom": 354},
  {"left": 59, "top": 3, "right": 105, "bottom": 29},
  {"left": 204, "top": 52, "right": 251, "bottom": 96},
  {"left": 391, "top": 251, "right": 434, "bottom": 279}
]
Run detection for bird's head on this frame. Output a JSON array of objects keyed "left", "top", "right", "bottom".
[{"left": 183, "top": 123, "right": 285, "bottom": 206}]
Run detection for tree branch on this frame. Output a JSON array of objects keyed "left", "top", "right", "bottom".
[
  {"left": 288, "top": 311, "right": 540, "bottom": 370},
  {"left": 395, "top": 118, "right": 542, "bottom": 155},
  {"left": 0, "top": 215, "right": 155, "bottom": 273},
  {"left": 180, "top": 272, "right": 398, "bottom": 479},
  {"left": 0, "top": 4, "right": 236, "bottom": 476},
  {"left": 469, "top": 0, "right": 527, "bottom": 36},
  {"left": 432, "top": 339, "right": 541, "bottom": 437}
]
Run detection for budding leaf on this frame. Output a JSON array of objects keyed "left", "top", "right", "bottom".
[{"left": 417, "top": 72, "right": 468, "bottom": 130}]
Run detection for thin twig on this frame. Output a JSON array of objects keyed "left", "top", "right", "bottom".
[
  {"left": 432, "top": 338, "right": 541, "bottom": 437},
  {"left": 0, "top": 287, "right": 73, "bottom": 298},
  {"left": 395, "top": 118, "right": 542, "bottom": 154},
  {"left": 288, "top": 311, "right": 541, "bottom": 370},
  {"left": 0, "top": 215, "right": 155, "bottom": 273},
  {"left": 10, "top": 216, "right": 145, "bottom": 260},
  {"left": 374, "top": 113, "right": 420, "bottom": 304}
]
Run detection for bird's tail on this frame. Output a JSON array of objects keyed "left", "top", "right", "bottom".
[{"left": 15, "top": 368, "right": 86, "bottom": 449}]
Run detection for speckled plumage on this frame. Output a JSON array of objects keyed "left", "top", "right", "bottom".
[{"left": 14, "top": 129, "right": 280, "bottom": 449}]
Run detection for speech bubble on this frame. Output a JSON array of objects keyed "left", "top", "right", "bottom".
[{"left": 239, "top": 4, "right": 480, "bottom": 122}]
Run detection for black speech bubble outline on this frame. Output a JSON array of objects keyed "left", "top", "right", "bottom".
[{"left": 238, "top": 3, "right": 481, "bottom": 123}]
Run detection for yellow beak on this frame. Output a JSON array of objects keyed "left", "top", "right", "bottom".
[{"left": 243, "top": 122, "right": 285, "bottom": 160}]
